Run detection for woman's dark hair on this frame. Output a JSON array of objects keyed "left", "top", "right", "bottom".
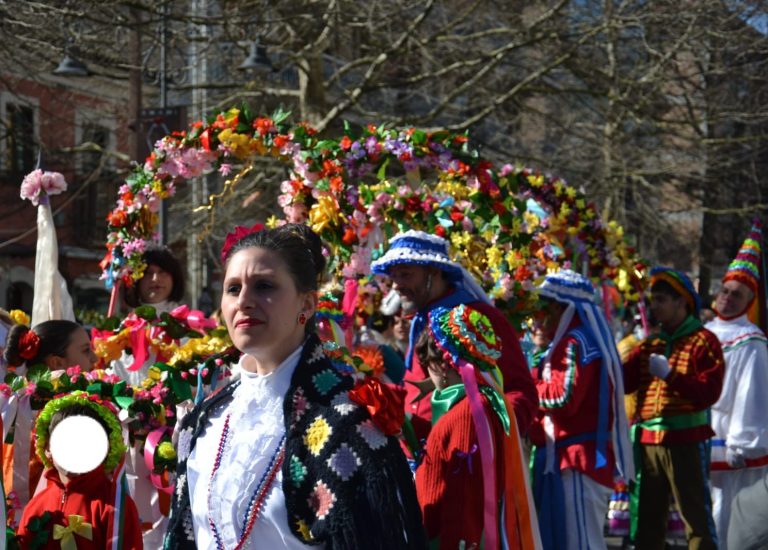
[
  {"left": 48, "top": 403, "right": 110, "bottom": 438},
  {"left": 124, "top": 245, "right": 185, "bottom": 307},
  {"left": 3, "top": 320, "right": 83, "bottom": 367},
  {"left": 225, "top": 224, "right": 327, "bottom": 293}
]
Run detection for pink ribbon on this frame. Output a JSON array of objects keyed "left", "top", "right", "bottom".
[
  {"left": 458, "top": 359, "right": 499, "bottom": 550},
  {"left": 342, "top": 278, "right": 358, "bottom": 349},
  {"left": 143, "top": 427, "right": 175, "bottom": 495},
  {"left": 170, "top": 305, "right": 217, "bottom": 332},
  {"left": 123, "top": 317, "right": 148, "bottom": 371}
]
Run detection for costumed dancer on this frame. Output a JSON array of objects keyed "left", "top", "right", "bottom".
[
  {"left": 704, "top": 221, "right": 768, "bottom": 547},
  {"left": 164, "top": 223, "right": 425, "bottom": 549},
  {"left": 529, "top": 270, "right": 633, "bottom": 550},
  {"left": 16, "top": 391, "right": 142, "bottom": 549},
  {"left": 623, "top": 267, "right": 724, "bottom": 550},
  {"left": 414, "top": 304, "right": 540, "bottom": 549},
  {"left": 371, "top": 230, "right": 537, "bottom": 445}
]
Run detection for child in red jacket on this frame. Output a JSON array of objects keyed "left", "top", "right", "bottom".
[
  {"left": 413, "top": 304, "right": 539, "bottom": 550},
  {"left": 16, "top": 392, "right": 142, "bottom": 549}
]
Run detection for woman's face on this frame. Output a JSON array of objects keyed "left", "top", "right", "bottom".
[
  {"left": 221, "top": 247, "right": 316, "bottom": 364},
  {"left": 138, "top": 264, "right": 174, "bottom": 304},
  {"left": 61, "top": 328, "right": 97, "bottom": 371}
]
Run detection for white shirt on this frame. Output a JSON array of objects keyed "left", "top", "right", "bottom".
[
  {"left": 187, "top": 346, "right": 313, "bottom": 549},
  {"left": 706, "top": 315, "right": 768, "bottom": 459}
]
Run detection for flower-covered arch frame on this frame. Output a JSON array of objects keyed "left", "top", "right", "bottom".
[{"left": 101, "top": 105, "right": 645, "bottom": 324}]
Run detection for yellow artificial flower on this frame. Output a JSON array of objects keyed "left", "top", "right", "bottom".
[
  {"left": 9, "top": 309, "right": 30, "bottom": 326},
  {"left": 565, "top": 187, "right": 577, "bottom": 199},
  {"left": 486, "top": 245, "right": 503, "bottom": 271},
  {"left": 523, "top": 211, "right": 539, "bottom": 230},
  {"left": 218, "top": 129, "right": 252, "bottom": 159},
  {"left": 575, "top": 199, "right": 585, "bottom": 209},
  {"left": 527, "top": 174, "right": 544, "bottom": 188},
  {"left": 309, "top": 195, "right": 344, "bottom": 234},
  {"left": 157, "top": 441, "right": 177, "bottom": 461},
  {"left": 224, "top": 108, "right": 240, "bottom": 126}
]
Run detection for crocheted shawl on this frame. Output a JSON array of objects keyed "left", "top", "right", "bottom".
[{"left": 163, "top": 334, "right": 426, "bottom": 549}]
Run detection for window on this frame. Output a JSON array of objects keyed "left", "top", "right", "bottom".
[
  {"left": 79, "top": 122, "right": 110, "bottom": 176},
  {"left": 5, "top": 103, "right": 36, "bottom": 177}
]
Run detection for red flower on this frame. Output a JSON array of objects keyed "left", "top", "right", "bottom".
[
  {"left": 348, "top": 377, "right": 405, "bottom": 436},
  {"left": 253, "top": 118, "right": 275, "bottom": 136},
  {"left": 220, "top": 223, "right": 265, "bottom": 263},
  {"left": 435, "top": 225, "right": 447, "bottom": 238},
  {"left": 273, "top": 134, "right": 289, "bottom": 149},
  {"left": 339, "top": 136, "right": 353, "bottom": 151},
  {"left": 107, "top": 209, "right": 128, "bottom": 228},
  {"left": 18, "top": 330, "right": 40, "bottom": 361},
  {"left": 342, "top": 226, "right": 358, "bottom": 246}
]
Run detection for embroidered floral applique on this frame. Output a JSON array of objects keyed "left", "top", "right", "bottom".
[
  {"left": 312, "top": 369, "right": 341, "bottom": 395},
  {"left": 304, "top": 416, "right": 332, "bottom": 456},
  {"left": 327, "top": 443, "right": 361, "bottom": 481},
  {"left": 356, "top": 418, "right": 387, "bottom": 450},
  {"left": 331, "top": 392, "right": 358, "bottom": 416},
  {"left": 290, "top": 455, "right": 308, "bottom": 486},
  {"left": 308, "top": 345, "right": 325, "bottom": 364},
  {"left": 308, "top": 480, "right": 337, "bottom": 520},
  {"left": 292, "top": 388, "right": 310, "bottom": 426},
  {"left": 175, "top": 473, "right": 187, "bottom": 504}
]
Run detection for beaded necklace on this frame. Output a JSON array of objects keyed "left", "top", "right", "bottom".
[{"left": 207, "top": 412, "right": 287, "bottom": 550}]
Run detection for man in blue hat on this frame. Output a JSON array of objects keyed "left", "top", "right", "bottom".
[{"left": 371, "top": 230, "right": 537, "bottom": 445}]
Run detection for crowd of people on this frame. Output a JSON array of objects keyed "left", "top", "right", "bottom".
[{"left": 0, "top": 220, "right": 767, "bottom": 550}]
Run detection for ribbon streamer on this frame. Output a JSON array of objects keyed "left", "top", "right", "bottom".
[{"left": 143, "top": 427, "right": 175, "bottom": 495}]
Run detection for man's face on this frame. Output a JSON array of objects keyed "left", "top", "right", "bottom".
[
  {"left": 715, "top": 280, "right": 754, "bottom": 318},
  {"left": 649, "top": 291, "right": 686, "bottom": 327},
  {"left": 388, "top": 264, "right": 435, "bottom": 311}
]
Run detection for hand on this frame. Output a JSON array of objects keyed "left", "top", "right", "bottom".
[
  {"left": 726, "top": 447, "right": 747, "bottom": 469},
  {"left": 648, "top": 353, "right": 671, "bottom": 380}
]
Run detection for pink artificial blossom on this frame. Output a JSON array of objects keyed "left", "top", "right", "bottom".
[{"left": 20, "top": 170, "right": 68, "bottom": 206}]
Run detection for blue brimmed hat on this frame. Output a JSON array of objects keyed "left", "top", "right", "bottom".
[
  {"left": 371, "top": 230, "right": 464, "bottom": 282},
  {"left": 538, "top": 269, "right": 597, "bottom": 304}
]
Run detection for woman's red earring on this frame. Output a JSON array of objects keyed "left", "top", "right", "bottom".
[{"left": 298, "top": 313, "right": 307, "bottom": 325}]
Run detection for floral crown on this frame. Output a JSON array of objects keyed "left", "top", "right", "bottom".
[
  {"left": 35, "top": 391, "right": 126, "bottom": 472},
  {"left": 220, "top": 222, "right": 265, "bottom": 263}
]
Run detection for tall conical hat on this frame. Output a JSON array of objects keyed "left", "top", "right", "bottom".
[{"left": 723, "top": 220, "right": 762, "bottom": 295}]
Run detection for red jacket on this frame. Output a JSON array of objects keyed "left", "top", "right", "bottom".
[
  {"left": 17, "top": 466, "right": 143, "bottom": 550},
  {"left": 404, "top": 296, "right": 538, "bottom": 444},
  {"left": 531, "top": 322, "right": 615, "bottom": 488},
  {"left": 416, "top": 396, "right": 505, "bottom": 548}
]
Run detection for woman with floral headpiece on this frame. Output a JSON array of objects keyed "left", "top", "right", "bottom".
[
  {"left": 164, "top": 223, "right": 425, "bottom": 549},
  {"left": 414, "top": 304, "right": 540, "bottom": 550},
  {"left": 16, "top": 391, "right": 142, "bottom": 549}
]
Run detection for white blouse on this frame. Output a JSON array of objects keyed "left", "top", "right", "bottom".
[{"left": 187, "top": 346, "right": 313, "bottom": 549}]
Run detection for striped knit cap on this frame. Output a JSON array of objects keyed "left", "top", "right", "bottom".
[
  {"left": 650, "top": 267, "right": 701, "bottom": 316},
  {"left": 723, "top": 220, "right": 762, "bottom": 295}
]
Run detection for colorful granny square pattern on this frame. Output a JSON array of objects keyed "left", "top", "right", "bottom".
[
  {"left": 331, "top": 392, "right": 358, "bottom": 416},
  {"left": 312, "top": 369, "right": 341, "bottom": 396},
  {"left": 327, "top": 443, "right": 361, "bottom": 481},
  {"left": 356, "top": 418, "right": 387, "bottom": 450},
  {"left": 304, "top": 416, "right": 332, "bottom": 456},
  {"left": 290, "top": 455, "right": 308, "bottom": 486},
  {"left": 308, "top": 480, "right": 337, "bottom": 520}
]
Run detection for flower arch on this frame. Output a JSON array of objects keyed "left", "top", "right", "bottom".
[{"left": 101, "top": 106, "right": 645, "bottom": 324}]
